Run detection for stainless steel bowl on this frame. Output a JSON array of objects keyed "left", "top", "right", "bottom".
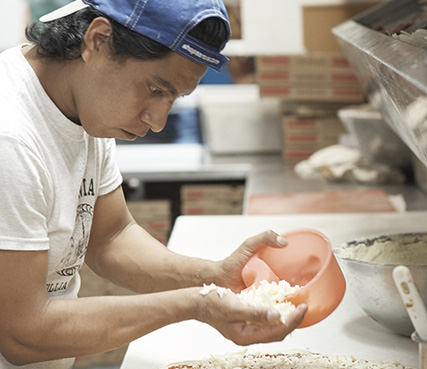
[{"left": 334, "top": 232, "right": 427, "bottom": 336}]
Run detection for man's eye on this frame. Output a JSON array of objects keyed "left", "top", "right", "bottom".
[{"left": 150, "top": 86, "right": 163, "bottom": 95}]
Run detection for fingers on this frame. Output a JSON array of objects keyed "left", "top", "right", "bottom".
[
  {"left": 227, "top": 304, "right": 308, "bottom": 346},
  {"left": 217, "top": 230, "right": 289, "bottom": 291},
  {"left": 240, "top": 302, "right": 307, "bottom": 328},
  {"left": 286, "top": 304, "right": 308, "bottom": 331},
  {"left": 200, "top": 288, "right": 308, "bottom": 346},
  {"left": 236, "top": 230, "right": 288, "bottom": 259},
  {"left": 235, "top": 322, "right": 289, "bottom": 345}
]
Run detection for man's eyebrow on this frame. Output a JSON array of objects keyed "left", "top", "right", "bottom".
[{"left": 154, "top": 76, "right": 178, "bottom": 96}]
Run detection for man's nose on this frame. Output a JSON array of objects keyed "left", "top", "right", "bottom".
[{"left": 143, "top": 106, "right": 170, "bottom": 133}]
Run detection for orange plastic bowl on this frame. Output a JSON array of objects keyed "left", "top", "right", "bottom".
[{"left": 241, "top": 228, "right": 346, "bottom": 328}]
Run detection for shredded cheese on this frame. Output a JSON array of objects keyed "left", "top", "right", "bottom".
[
  {"left": 200, "top": 280, "right": 301, "bottom": 324},
  {"left": 238, "top": 280, "right": 301, "bottom": 324}
]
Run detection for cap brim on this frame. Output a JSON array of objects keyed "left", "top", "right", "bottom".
[{"left": 39, "top": 0, "right": 90, "bottom": 22}]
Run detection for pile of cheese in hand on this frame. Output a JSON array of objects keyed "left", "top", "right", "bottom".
[{"left": 200, "top": 280, "right": 301, "bottom": 324}]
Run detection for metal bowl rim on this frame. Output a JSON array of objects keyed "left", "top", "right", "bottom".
[{"left": 333, "top": 231, "right": 427, "bottom": 268}]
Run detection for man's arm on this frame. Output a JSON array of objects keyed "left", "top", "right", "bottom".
[
  {"left": 0, "top": 247, "right": 207, "bottom": 365},
  {"left": 0, "top": 186, "right": 306, "bottom": 365},
  {"left": 85, "top": 185, "right": 292, "bottom": 294},
  {"left": 84, "top": 185, "right": 220, "bottom": 293},
  {"left": 0, "top": 249, "right": 304, "bottom": 365}
]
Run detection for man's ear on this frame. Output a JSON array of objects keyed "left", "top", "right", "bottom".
[{"left": 81, "top": 17, "right": 112, "bottom": 62}]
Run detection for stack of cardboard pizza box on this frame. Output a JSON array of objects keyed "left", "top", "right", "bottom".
[{"left": 255, "top": 1, "right": 379, "bottom": 162}]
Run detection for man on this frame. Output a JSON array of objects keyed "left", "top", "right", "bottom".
[{"left": 0, "top": 1, "right": 307, "bottom": 368}]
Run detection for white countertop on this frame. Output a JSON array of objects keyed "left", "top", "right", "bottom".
[
  {"left": 121, "top": 212, "right": 427, "bottom": 369},
  {"left": 116, "top": 144, "right": 205, "bottom": 173}
]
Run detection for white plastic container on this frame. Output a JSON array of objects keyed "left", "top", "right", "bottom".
[{"left": 196, "top": 84, "right": 282, "bottom": 154}]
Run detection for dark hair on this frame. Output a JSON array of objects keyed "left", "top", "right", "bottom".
[{"left": 25, "top": 7, "right": 229, "bottom": 62}]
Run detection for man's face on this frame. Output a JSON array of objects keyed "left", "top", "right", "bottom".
[{"left": 75, "top": 50, "right": 207, "bottom": 140}]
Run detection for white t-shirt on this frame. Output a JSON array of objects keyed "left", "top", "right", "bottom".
[{"left": 0, "top": 45, "right": 123, "bottom": 368}]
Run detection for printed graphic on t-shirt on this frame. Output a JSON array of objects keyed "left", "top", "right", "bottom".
[
  {"left": 55, "top": 178, "right": 96, "bottom": 278},
  {"left": 56, "top": 202, "right": 94, "bottom": 277},
  {"left": 56, "top": 171, "right": 95, "bottom": 277}
]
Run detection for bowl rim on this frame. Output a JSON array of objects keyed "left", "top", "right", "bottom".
[{"left": 333, "top": 232, "right": 427, "bottom": 268}]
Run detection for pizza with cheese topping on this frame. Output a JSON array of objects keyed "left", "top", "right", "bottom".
[{"left": 164, "top": 350, "right": 415, "bottom": 369}]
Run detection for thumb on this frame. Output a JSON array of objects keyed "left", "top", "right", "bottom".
[{"left": 240, "top": 230, "right": 288, "bottom": 256}]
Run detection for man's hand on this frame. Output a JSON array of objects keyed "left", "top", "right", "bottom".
[
  {"left": 216, "top": 230, "right": 288, "bottom": 292},
  {"left": 195, "top": 286, "right": 307, "bottom": 346}
]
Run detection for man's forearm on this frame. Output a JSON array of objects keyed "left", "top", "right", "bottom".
[
  {"left": 2, "top": 288, "right": 200, "bottom": 366},
  {"left": 85, "top": 223, "right": 221, "bottom": 294}
]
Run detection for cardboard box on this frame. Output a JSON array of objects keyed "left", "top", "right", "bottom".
[
  {"left": 181, "top": 184, "right": 245, "bottom": 201},
  {"left": 181, "top": 200, "right": 243, "bottom": 215},
  {"left": 127, "top": 200, "right": 172, "bottom": 244},
  {"left": 283, "top": 116, "right": 345, "bottom": 134},
  {"left": 285, "top": 132, "right": 341, "bottom": 145},
  {"left": 281, "top": 108, "right": 346, "bottom": 161},
  {"left": 260, "top": 84, "right": 364, "bottom": 102},
  {"left": 283, "top": 147, "right": 318, "bottom": 161},
  {"left": 180, "top": 184, "right": 245, "bottom": 215},
  {"left": 256, "top": 53, "right": 353, "bottom": 72},
  {"left": 256, "top": 53, "right": 364, "bottom": 102},
  {"left": 303, "top": 2, "right": 379, "bottom": 52},
  {"left": 257, "top": 69, "right": 359, "bottom": 86},
  {"left": 127, "top": 200, "right": 171, "bottom": 220}
]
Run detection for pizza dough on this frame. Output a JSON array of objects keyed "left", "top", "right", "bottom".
[{"left": 164, "top": 350, "right": 415, "bottom": 369}]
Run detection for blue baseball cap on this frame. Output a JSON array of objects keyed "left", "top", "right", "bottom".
[{"left": 40, "top": 0, "right": 231, "bottom": 72}]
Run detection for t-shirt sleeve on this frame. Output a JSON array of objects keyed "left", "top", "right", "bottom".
[
  {"left": 0, "top": 136, "right": 50, "bottom": 250},
  {"left": 98, "top": 138, "right": 123, "bottom": 197}
]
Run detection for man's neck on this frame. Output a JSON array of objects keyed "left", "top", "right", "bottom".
[{"left": 22, "top": 45, "right": 81, "bottom": 124}]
